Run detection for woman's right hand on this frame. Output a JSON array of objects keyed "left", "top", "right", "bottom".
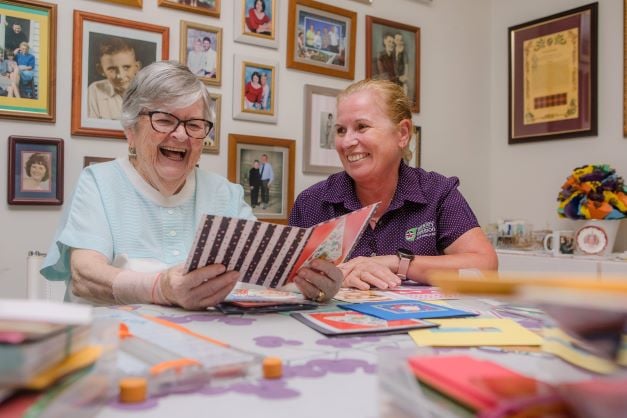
[{"left": 160, "top": 264, "right": 239, "bottom": 310}]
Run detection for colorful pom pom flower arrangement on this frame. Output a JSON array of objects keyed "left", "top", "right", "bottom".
[{"left": 557, "top": 164, "right": 627, "bottom": 220}]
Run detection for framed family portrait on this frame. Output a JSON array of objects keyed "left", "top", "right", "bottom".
[
  {"left": 180, "top": 21, "right": 222, "bottom": 86},
  {"left": 286, "top": 0, "right": 356, "bottom": 80},
  {"left": 8, "top": 135, "right": 63, "bottom": 205},
  {"left": 228, "top": 134, "right": 295, "bottom": 224},
  {"left": 508, "top": 3, "right": 597, "bottom": 144},
  {"left": 0, "top": 0, "right": 57, "bottom": 122},
  {"left": 83, "top": 156, "right": 114, "bottom": 167},
  {"left": 366, "top": 16, "right": 420, "bottom": 113},
  {"left": 403, "top": 125, "right": 421, "bottom": 168},
  {"left": 157, "top": 0, "right": 220, "bottom": 17},
  {"left": 204, "top": 91, "right": 221, "bottom": 154},
  {"left": 234, "top": 0, "right": 279, "bottom": 49},
  {"left": 303, "top": 84, "right": 342, "bottom": 175},
  {"left": 71, "top": 10, "right": 169, "bottom": 139},
  {"left": 233, "top": 55, "right": 278, "bottom": 123}
]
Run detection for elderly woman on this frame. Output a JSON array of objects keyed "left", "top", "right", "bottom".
[
  {"left": 289, "top": 79, "right": 497, "bottom": 290},
  {"left": 42, "top": 61, "right": 341, "bottom": 309}
]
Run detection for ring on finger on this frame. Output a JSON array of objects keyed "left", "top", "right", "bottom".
[{"left": 315, "top": 290, "right": 326, "bottom": 303}]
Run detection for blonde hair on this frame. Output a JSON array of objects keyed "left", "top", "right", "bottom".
[{"left": 337, "top": 79, "right": 414, "bottom": 161}]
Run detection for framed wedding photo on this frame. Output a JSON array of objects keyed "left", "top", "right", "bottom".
[
  {"left": 366, "top": 16, "right": 420, "bottom": 113},
  {"left": 286, "top": 0, "right": 356, "bottom": 80},
  {"left": 228, "top": 134, "right": 295, "bottom": 224},
  {"left": 508, "top": 3, "right": 597, "bottom": 144},
  {"left": 71, "top": 10, "right": 169, "bottom": 139},
  {"left": 180, "top": 21, "right": 222, "bottom": 86},
  {"left": 0, "top": 0, "right": 57, "bottom": 122},
  {"left": 204, "top": 91, "right": 221, "bottom": 154},
  {"left": 8, "top": 135, "right": 63, "bottom": 205},
  {"left": 158, "top": 0, "right": 220, "bottom": 18},
  {"left": 234, "top": 0, "right": 279, "bottom": 49},
  {"left": 303, "top": 84, "right": 342, "bottom": 175},
  {"left": 233, "top": 55, "right": 278, "bottom": 123}
]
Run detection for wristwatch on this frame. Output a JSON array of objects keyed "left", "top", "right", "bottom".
[{"left": 396, "top": 248, "right": 415, "bottom": 279}]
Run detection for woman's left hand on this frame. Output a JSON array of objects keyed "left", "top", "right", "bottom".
[{"left": 294, "top": 259, "right": 342, "bottom": 303}]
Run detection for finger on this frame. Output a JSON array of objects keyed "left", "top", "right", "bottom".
[
  {"left": 196, "top": 272, "right": 239, "bottom": 307},
  {"left": 188, "top": 264, "right": 227, "bottom": 288},
  {"left": 358, "top": 271, "right": 391, "bottom": 289},
  {"left": 309, "top": 259, "right": 344, "bottom": 284},
  {"left": 298, "top": 266, "right": 337, "bottom": 290},
  {"left": 343, "top": 273, "right": 371, "bottom": 290},
  {"left": 293, "top": 276, "right": 321, "bottom": 300}
]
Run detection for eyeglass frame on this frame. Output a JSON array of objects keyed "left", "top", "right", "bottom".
[{"left": 138, "top": 110, "right": 214, "bottom": 139}]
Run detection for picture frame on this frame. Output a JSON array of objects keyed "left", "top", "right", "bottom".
[
  {"left": 232, "top": 55, "right": 278, "bottom": 124},
  {"left": 508, "top": 3, "right": 598, "bottom": 144},
  {"left": 204, "top": 91, "right": 221, "bottom": 154},
  {"left": 366, "top": 15, "right": 420, "bottom": 113},
  {"left": 624, "top": 0, "right": 627, "bottom": 137},
  {"left": 180, "top": 21, "right": 222, "bottom": 86},
  {"left": 403, "top": 125, "right": 421, "bottom": 168},
  {"left": 350, "top": 0, "right": 372, "bottom": 4},
  {"left": 228, "top": 134, "right": 295, "bottom": 224},
  {"left": 8, "top": 135, "right": 63, "bottom": 205},
  {"left": 71, "top": 10, "right": 169, "bottom": 139},
  {"left": 95, "top": 0, "right": 142, "bottom": 7},
  {"left": 303, "top": 84, "right": 342, "bottom": 175},
  {"left": 83, "top": 156, "right": 114, "bottom": 167},
  {"left": 157, "top": 0, "right": 220, "bottom": 18},
  {"left": 286, "top": 0, "right": 356, "bottom": 80},
  {"left": 0, "top": 0, "right": 57, "bottom": 122},
  {"left": 234, "top": 0, "right": 279, "bottom": 49}
]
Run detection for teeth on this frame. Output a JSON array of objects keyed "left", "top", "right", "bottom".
[
  {"left": 347, "top": 153, "right": 368, "bottom": 162},
  {"left": 160, "top": 146, "right": 186, "bottom": 153}
]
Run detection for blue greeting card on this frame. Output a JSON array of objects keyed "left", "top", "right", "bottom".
[{"left": 338, "top": 300, "right": 478, "bottom": 321}]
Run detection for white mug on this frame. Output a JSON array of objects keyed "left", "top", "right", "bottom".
[{"left": 543, "top": 230, "right": 575, "bottom": 256}]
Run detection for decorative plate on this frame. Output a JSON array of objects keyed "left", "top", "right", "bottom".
[{"left": 575, "top": 225, "right": 608, "bottom": 255}]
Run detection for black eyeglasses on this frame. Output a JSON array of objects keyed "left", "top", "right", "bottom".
[{"left": 139, "top": 111, "right": 213, "bottom": 139}]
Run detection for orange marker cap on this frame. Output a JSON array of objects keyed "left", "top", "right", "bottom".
[
  {"left": 262, "top": 356, "right": 282, "bottom": 379},
  {"left": 119, "top": 377, "right": 148, "bottom": 403}
]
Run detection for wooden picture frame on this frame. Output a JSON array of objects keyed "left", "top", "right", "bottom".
[
  {"left": 228, "top": 134, "right": 295, "bottom": 224},
  {"left": 366, "top": 16, "right": 420, "bottom": 113},
  {"left": 180, "top": 21, "right": 222, "bottom": 86},
  {"left": 403, "top": 125, "right": 421, "bottom": 168},
  {"left": 157, "top": 0, "right": 220, "bottom": 17},
  {"left": 83, "top": 156, "right": 114, "bottom": 167},
  {"left": 351, "top": 0, "right": 372, "bottom": 4},
  {"left": 71, "top": 10, "right": 169, "bottom": 139},
  {"left": 204, "top": 91, "right": 221, "bottom": 154},
  {"left": 0, "top": 0, "right": 57, "bottom": 122},
  {"left": 95, "top": 0, "right": 142, "bottom": 7},
  {"left": 8, "top": 135, "right": 63, "bottom": 205},
  {"left": 234, "top": 0, "right": 279, "bottom": 49},
  {"left": 508, "top": 3, "right": 598, "bottom": 144},
  {"left": 233, "top": 55, "right": 278, "bottom": 123},
  {"left": 286, "top": 0, "right": 356, "bottom": 80},
  {"left": 303, "top": 84, "right": 342, "bottom": 175}
]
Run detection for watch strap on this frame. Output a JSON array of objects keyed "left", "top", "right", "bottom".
[{"left": 397, "top": 256, "right": 411, "bottom": 279}]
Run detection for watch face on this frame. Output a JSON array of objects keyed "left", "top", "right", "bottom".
[
  {"left": 575, "top": 225, "right": 608, "bottom": 255},
  {"left": 397, "top": 248, "right": 414, "bottom": 259}
]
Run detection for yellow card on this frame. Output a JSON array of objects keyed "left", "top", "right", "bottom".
[{"left": 541, "top": 328, "right": 617, "bottom": 374}]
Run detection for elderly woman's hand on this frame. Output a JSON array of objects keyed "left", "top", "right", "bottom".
[
  {"left": 293, "top": 259, "right": 342, "bottom": 303},
  {"left": 339, "top": 256, "right": 402, "bottom": 290},
  {"left": 160, "top": 264, "right": 239, "bottom": 310}
]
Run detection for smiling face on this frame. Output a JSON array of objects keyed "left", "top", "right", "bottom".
[
  {"left": 100, "top": 50, "right": 141, "bottom": 96},
  {"left": 126, "top": 99, "right": 205, "bottom": 196},
  {"left": 29, "top": 162, "right": 47, "bottom": 181}
]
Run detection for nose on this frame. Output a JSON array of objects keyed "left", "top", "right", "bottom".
[
  {"left": 340, "top": 130, "right": 359, "bottom": 150},
  {"left": 170, "top": 122, "right": 189, "bottom": 142}
]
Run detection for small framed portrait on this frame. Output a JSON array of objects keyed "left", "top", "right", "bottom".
[
  {"left": 158, "top": 0, "right": 220, "bottom": 17},
  {"left": 180, "top": 21, "right": 222, "bottom": 86},
  {"left": 0, "top": 0, "right": 57, "bottom": 122},
  {"left": 233, "top": 55, "right": 278, "bottom": 123},
  {"left": 83, "top": 156, "right": 114, "bottom": 167},
  {"left": 71, "top": 10, "right": 169, "bottom": 139},
  {"left": 286, "top": 0, "right": 356, "bottom": 80},
  {"left": 204, "top": 91, "right": 221, "bottom": 154},
  {"left": 366, "top": 16, "right": 420, "bottom": 113},
  {"left": 8, "top": 135, "right": 63, "bottom": 205},
  {"left": 228, "top": 134, "right": 295, "bottom": 224},
  {"left": 303, "top": 84, "right": 342, "bottom": 175},
  {"left": 403, "top": 125, "right": 421, "bottom": 168},
  {"left": 234, "top": 0, "right": 279, "bottom": 49}
]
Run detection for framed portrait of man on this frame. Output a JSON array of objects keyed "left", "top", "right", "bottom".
[
  {"left": 180, "top": 21, "right": 222, "bottom": 86},
  {"left": 234, "top": 0, "right": 279, "bottom": 49},
  {"left": 71, "top": 10, "right": 169, "bottom": 139},
  {"left": 233, "top": 55, "right": 277, "bottom": 123}
]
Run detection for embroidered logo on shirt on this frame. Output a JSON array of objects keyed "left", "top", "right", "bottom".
[
  {"left": 405, "top": 228, "right": 417, "bottom": 241},
  {"left": 406, "top": 221, "right": 435, "bottom": 242}
]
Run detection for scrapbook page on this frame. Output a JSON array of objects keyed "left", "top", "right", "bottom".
[{"left": 339, "top": 300, "right": 478, "bottom": 321}]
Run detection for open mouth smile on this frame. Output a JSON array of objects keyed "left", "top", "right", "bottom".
[
  {"left": 347, "top": 153, "right": 369, "bottom": 163},
  {"left": 159, "top": 145, "right": 187, "bottom": 161}
]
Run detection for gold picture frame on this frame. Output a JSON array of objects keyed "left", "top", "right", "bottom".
[
  {"left": 180, "top": 21, "right": 222, "bottom": 86},
  {"left": 158, "top": 0, "right": 220, "bottom": 18},
  {"left": 232, "top": 55, "right": 278, "bottom": 124},
  {"left": 234, "top": 0, "right": 279, "bottom": 49},
  {"left": 95, "top": 0, "right": 142, "bottom": 7},
  {"left": 204, "top": 91, "right": 221, "bottom": 154}
]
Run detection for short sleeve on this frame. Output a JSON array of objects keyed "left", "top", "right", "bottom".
[{"left": 436, "top": 178, "right": 479, "bottom": 251}]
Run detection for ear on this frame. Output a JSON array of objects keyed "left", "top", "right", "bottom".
[
  {"left": 125, "top": 127, "right": 136, "bottom": 148},
  {"left": 397, "top": 119, "right": 412, "bottom": 148}
]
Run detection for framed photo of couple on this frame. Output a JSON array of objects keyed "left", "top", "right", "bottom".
[
  {"left": 234, "top": 0, "right": 279, "bottom": 49},
  {"left": 8, "top": 135, "right": 63, "bottom": 205},
  {"left": 366, "top": 16, "right": 420, "bottom": 113},
  {"left": 303, "top": 84, "right": 342, "bottom": 175},
  {"left": 228, "top": 134, "right": 295, "bottom": 224},
  {"left": 71, "top": 11, "right": 169, "bottom": 139},
  {"left": 0, "top": 0, "right": 57, "bottom": 122},
  {"left": 180, "top": 21, "right": 222, "bottom": 86},
  {"left": 232, "top": 55, "right": 277, "bottom": 123}
]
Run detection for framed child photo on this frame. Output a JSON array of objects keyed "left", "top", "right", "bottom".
[
  {"left": 180, "top": 21, "right": 221, "bottom": 87},
  {"left": 8, "top": 135, "right": 63, "bottom": 205},
  {"left": 233, "top": 55, "right": 278, "bottom": 123},
  {"left": 158, "top": 0, "right": 220, "bottom": 17},
  {"left": 204, "top": 91, "right": 221, "bottom": 154},
  {"left": 71, "top": 10, "right": 169, "bottom": 139},
  {"left": 234, "top": 0, "right": 279, "bottom": 49},
  {"left": 286, "top": 0, "right": 356, "bottom": 80},
  {"left": 228, "top": 134, "right": 295, "bottom": 224},
  {"left": 303, "top": 84, "right": 342, "bottom": 175},
  {"left": 0, "top": 0, "right": 57, "bottom": 122}
]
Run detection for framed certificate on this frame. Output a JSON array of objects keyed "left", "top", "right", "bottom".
[{"left": 508, "top": 3, "right": 597, "bottom": 144}]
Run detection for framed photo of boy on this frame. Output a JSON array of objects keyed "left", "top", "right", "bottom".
[
  {"left": 204, "top": 91, "right": 221, "bottom": 154},
  {"left": 71, "top": 10, "right": 169, "bottom": 139},
  {"left": 303, "top": 84, "right": 342, "bottom": 175},
  {"left": 158, "top": 0, "right": 220, "bottom": 18},
  {"left": 228, "top": 134, "right": 295, "bottom": 224},
  {"left": 366, "top": 16, "right": 420, "bottom": 113},
  {"left": 0, "top": 0, "right": 57, "bottom": 122},
  {"left": 286, "top": 0, "right": 356, "bottom": 80},
  {"left": 234, "top": 0, "right": 278, "bottom": 49},
  {"left": 233, "top": 55, "right": 278, "bottom": 123},
  {"left": 8, "top": 135, "right": 63, "bottom": 205},
  {"left": 180, "top": 21, "right": 221, "bottom": 86}
]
